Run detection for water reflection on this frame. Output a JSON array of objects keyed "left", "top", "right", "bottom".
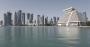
[
  {"left": 0, "top": 26, "right": 89, "bottom": 47},
  {"left": 57, "top": 27, "right": 80, "bottom": 39},
  {"left": 57, "top": 27, "right": 88, "bottom": 47},
  {"left": 13, "top": 26, "right": 26, "bottom": 47},
  {"left": 26, "top": 26, "right": 57, "bottom": 47},
  {"left": 79, "top": 27, "right": 88, "bottom": 47},
  {"left": 0, "top": 27, "right": 14, "bottom": 47}
]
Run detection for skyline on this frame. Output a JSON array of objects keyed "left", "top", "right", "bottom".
[
  {"left": 0, "top": 0, "right": 89, "bottom": 20},
  {"left": 3, "top": 10, "right": 59, "bottom": 26}
]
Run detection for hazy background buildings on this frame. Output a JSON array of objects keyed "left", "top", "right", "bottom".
[
  {"left": 3, "top": 10, "right": 59, "bottom": 26},
  {"left": 0, "top": 0, "right": 89, "bottom": 20},
  {"left": 0, "top": 0, "right": 89, "bottom": 26}
]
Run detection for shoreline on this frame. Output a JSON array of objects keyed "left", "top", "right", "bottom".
[{"left": 1, "top": 25, "right": 90, "bottom": 27}]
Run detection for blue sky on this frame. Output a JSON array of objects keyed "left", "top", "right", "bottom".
[{"left": 0, "top": 0, "right": 89, "bottom": 20}]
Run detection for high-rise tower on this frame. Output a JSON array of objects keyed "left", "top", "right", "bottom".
[
  {"left": 4, "top": 12, "right": 12, "bottom": 26},
  {"left": 21, "top": 13, "right": 25, "bottom": 25}
]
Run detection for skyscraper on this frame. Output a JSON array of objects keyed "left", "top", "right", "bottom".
[
  {"left": 50, "top": 18, "right": 53, "bottom": 25},
  {"left": 4, "top": 13, "right": 7, "bottom": 25},
  {"left": 53, "top": 17, "right": 57, "bottom": 25},
  {"left": 17, "top": 10, "right": 22, "bottom": 25},
  {"left": 57, "top": 17, "right": 59, "bottom": 22},
  {"left": 27, "top": 13, "right": 30, "bottom": 20},
  {"left": 4, "top": 12, "right": 12, "bottom": 26},
  {"left": 45, "top": 17, "right": 48, "bottom": 25},
  {"left": 29, "top": 13, "right": 33, "bottom": 23},
  {"left": 14, "top": 10, "right": 22, "bottom": 26},
  {"left": 27, "top": 13, "right": 30, "bottom": 25},
  {"left": 83, "top": 12, "right": 88, "bottom": 22},
  {"left": 37, "top": 15, "right": 41, "bottom": 26},
  {"left": 14, "top": 12, "right": 18, "bottom": 25},
  {"left": 41, "top": 15, "right": 44, "bottom": 26},
  {"left": 21, "top": 13, "right": 25, "bottom": 25}
]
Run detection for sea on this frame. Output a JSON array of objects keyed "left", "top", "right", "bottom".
[{"left": 0, "top": 26, "right": 89, "bottom": 47}]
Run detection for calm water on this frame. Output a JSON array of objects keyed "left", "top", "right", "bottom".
[{"left": 0, "top": 26, "right": 89, "bottom": 47}]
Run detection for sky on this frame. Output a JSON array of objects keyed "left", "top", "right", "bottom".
[{"left": 0, "top": 0, "right": 89, "bottom": 20}]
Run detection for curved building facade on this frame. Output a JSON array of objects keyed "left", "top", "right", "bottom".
[{"left": 58, "top": 7, "right": 88, "bottom": 26}]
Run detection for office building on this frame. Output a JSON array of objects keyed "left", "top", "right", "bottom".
[
  {"left": 14, "top": 12, "right": 18, "bottom": 25},
  {"left": 27, "top": 13, "right": 30, "bottom": 25},
  {"left": 17, "top": 10, "right": 22, "bottom": 25},
  {"left": 29, "top": 13, "right": 33, "bottom": 23},
  {"left": 50, "top": 18, "right": 53, "bottom": 25},
  {"left": 53, "top": 17, "right": 57, "bottom": 25},
  {"left": 21, "top": 13, "right": 25, "bottom": 25},
  {"left": 4, "top": 12, "right": 12, "bottom": 26},
  {"left": 41, "top": 15, "right": 44, "bottom": 25},
  {"left": 45, "top": 17, "right": 48, "bottom": 25},
  {"left": 14, "top": 10, "right": 22, "bottom": 26},
  {"left": 37, "top": 15, "right": 41, "bottom": 26}
]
